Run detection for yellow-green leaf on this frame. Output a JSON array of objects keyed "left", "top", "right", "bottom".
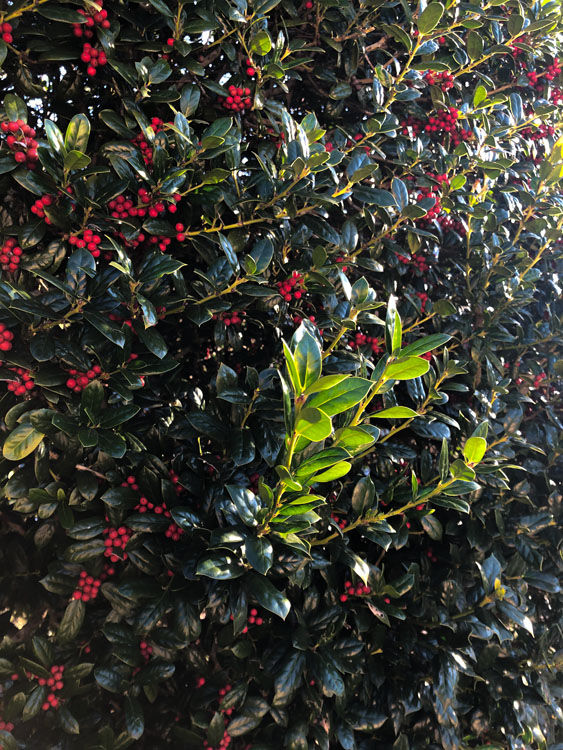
[{"left": 3, "top": 424, "right": 45, "bottom": 461}]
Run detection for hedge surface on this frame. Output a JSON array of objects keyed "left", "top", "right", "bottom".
[{"left": 0, "top": 0, "right": 561, "bottom": 748}]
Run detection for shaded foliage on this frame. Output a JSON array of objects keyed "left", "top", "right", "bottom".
[{"left": 0, "top": 0, "right": 561, "bottom": 748}]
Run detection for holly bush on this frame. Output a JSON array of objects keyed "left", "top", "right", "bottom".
[{"left": 0, "top": 0, "right": 561, "bottom": 747}]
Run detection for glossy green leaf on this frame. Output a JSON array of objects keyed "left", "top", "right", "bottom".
[
  {"left": 417, "top": 3, "right": 444, "bottom": 34},
  {"left": 245, "top": 573, "right": 291, "bottom": 619},
  {"left": 400, "top": 333, "right": 451, "bottom": 357},
  {"left": 57, "top": 599, "right": 85, "bottom": 641},
  {"left": 245, "top": 537, "right": 274, "bottom": 575}
]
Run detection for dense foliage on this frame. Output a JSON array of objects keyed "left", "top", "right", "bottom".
[{"left": 0, "top": 0, "right": 561, "bottom": 747}]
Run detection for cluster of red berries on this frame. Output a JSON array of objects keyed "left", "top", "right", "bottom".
[
  {"left": 0, "top": 324, "right": 14, "bottom": 352},
  {"left": 416, "top": 186, "right": 442, "bottom": 222},
  {"left": 339, "top": 580, "right": 371, "bottom": 602},
  {"left": 292, "top": 314, "right": 316, "bottom": 327},
  {"left": 1, "top": 22, "right": 13, "bottom": 44},
  {"left": 353, "top": 132, "right": 372, "bottom": 155},
  {"left": 72, "top": 570, "right": 102, "bottom": 602},
  {"left": 103, "top": 525, "right": 132, "bottom": 562},
  {"left": 416, "top": 291, "right": 429, "bottom": 311},
  {"left": 349, "top": 332, "right": 383, "bottom": 355},
  {"left": 134, "top": 493, "right": 171, "bottom": 516},
  {"left": 115, "top": 229, "right": 144, "bottom": 252},
  {"left": 123, "top": 476, "right": 184, "bottom": 541},
  {"left": 109, "top": 302, "right": 165, "bottom": 330},
  {"left": 449, "top": 125, "right": 474, "bottom": 148},
  {"left": 131, "top": 118, "right": 170, "bottom": 165},
  {"left": 108, "top": 195, "right": 140, "bottom": 219},
  {"left": 551, "top": 88, "right": 563, "bottom": 105},
  {"left": 217, "top": 85, "right": 252, "bottom": 113},
  {"left": 30, "top": 194, "right": 54, "bottom": 223},
  {"left": 266, "top": 127, "right": 285, "bottom": 149},
  {"left": 335, "top": 255, "right": 349, "bottom": 273},
  {"left": 426, "top": 547, "right": 438, "bottom": 563},
  {"left": 108, "top": 310, "right": 134, "bottom": 329},
  {"left": 533, "top": 372, "right": 547, "bottom": 387},
  {"left": 73, "top": 0, "right": 110, "bottom": 38},
  {"left": 424, "top": 70, "right": 455, "bottom": 90},
  {"left": 430, "top": 172, "right": 450, "bottom": 188},
  {"left": 1, "top": 119, "right": 39, "bottom": 168},
  {"left": 228, "top": 607, "right": 264, "bottom": 634},
  {"left": 425, "top": 107, "right": 460, "bottom": 136},
  {"left": 203, "top": 728, "right": 232, "bottom": 749},
  {"left": 436, "top": 214, "right": 466, "bottom": 235},
  {"left": 197, "top": 677, "right": 234, "bottom": 750},
  {"left": 115, "top": 229, "right": 171, "bottom": 253},
  {"left": 148, "top": 234, "right": 174, "bottom": 253},
  {"left": 174, "top": 222, "right": 188, "bottom": 242},
  {"left": 169, "top": 469, "right": 183, "bottom": 495},
  {"left": 6, "top": 367, "right": 35, "bottom": 396},
  {"left": 165, "top": 521, "right": 183, "bottom": 541},
  {"left": 397, "top": 254, "right": 429, "bottom": 272},
  {"left": 248, "top": 472, "right": 260, "bottom": 493},
  {"left": 80, "top": 43, "right": 107, "bottom": 77},
  {"left": 244, "top": 57, "right": 256, "bottom": 77},
  {"left": 330, "top": 512, "right": 348, "bottom": 530},
  {"left": 0, "top": 238, "right": 23, "bottom": 272},
  {"left": 140, "top": 641, "right": 153, "bottom": 662},
  {"left": 218, "top": 683, "right": 234, "bottom": 716},
  {"left": 510, "top": 35, "right": 530, "bottom": 57},
  {"left": 400, "top": 115, "right": 425, "bottom": 138},
  {"left": 38, "top": 665, "right": 65, "bottom": 712},
  {"left": 544, "top": 59, "right": 560, "bottom": 81},
  {"left": 521, "top": 123, "right": 556, "bottom": 142},
  {"left": 0, "top": 718, "right": 14, "bottom": 734},
  {"left": 277, "top": 271, "right": 306, "bottom": 302},
  {"left": 122, "top": 474, "right": 139, "bottom": 491},
  {"left": 69, "top": 228, "right": 103, "bottom": 258},
  {"left": 212, "top": 311, "right": 245, "bottom": 326},
  {"left": 422, "top": 110, "right": 473, "bottom": 147},
  {"left": 525, "top": 70, "right": 542, "bottom": 91},
  {"left": 108, "top": 189, "right": 181, "bottom": 219},
  {"left": 138, "top": 186, "right": 173, "bottom": 218},
  {"left": 247, "top": 607, "right": 264, "bottom": 626},
  {"left": 305, "top": 0, "right": 313, "bottom": 7},
  {"left": 66, "top": 365, "right": 102, "bottom": 392}
]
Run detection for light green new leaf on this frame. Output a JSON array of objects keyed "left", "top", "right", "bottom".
[
  {"left": 306, "top": 377, "right": 372, "bottom": 416},
  {"left": 371, "top": 406, "right": 418, "bottom": 418},
  {"left": 293, "top": 329, "right": 322, "bottom": 391},
  {"left": 65, "top": 114, "right": 90, "bottom": 153},
  {"left": 385, "top": 357, "right": 430, "bottom": 380},
  {"left": 463, "top": 436, "right": 487, "bottom": 464},
  {"left": 282, "top": 340, "right": 302, "bottom": 394},
  {"left": 295, "top": 407, "right": 332, "bottom": 441}
]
